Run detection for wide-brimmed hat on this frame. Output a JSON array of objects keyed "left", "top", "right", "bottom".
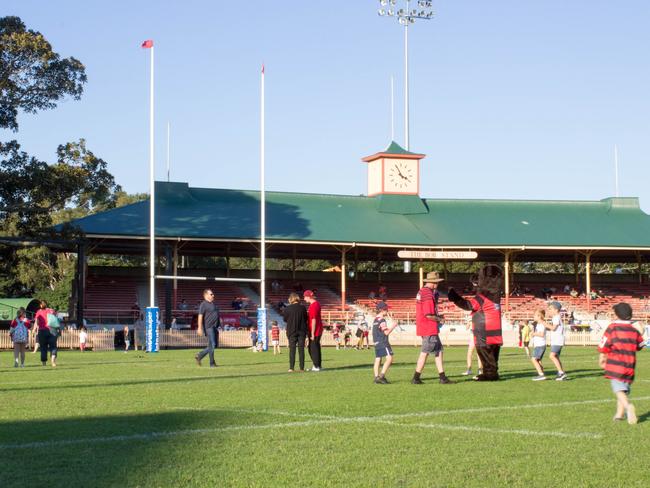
[{"left": 423, "top": 272, "right": 444, "bottom": 283}]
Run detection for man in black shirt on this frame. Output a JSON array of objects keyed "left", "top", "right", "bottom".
[{"left": 196, "top": 288, "right": 220, "bottom": 367}]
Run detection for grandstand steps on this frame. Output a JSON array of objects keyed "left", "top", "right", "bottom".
[{"left": 239, "top": 285, "right": 286, "bottom": 327}]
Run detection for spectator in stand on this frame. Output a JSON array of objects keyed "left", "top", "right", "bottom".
[
  {"left": 304, "top": 290, "right": 323, "bottom": 371},
  {"left": 271, "top": 320, "right": 281, "bottom": 355},
  {"left": 563, "top": 284, "right": 571, "bottom": 294},
  {"left": 178, "top": 299, "right": 189, "bottom": 311},
  {"left": 79, "top": 326, "right": 88, "bottom": 352},
  {"left": 412, "top": 272, "right": 452, "bottom": 385},
  {"left": 34, "top": 301, "right": 60, "bottom": 367},
  {"left": 9, "top": 307, "right": 30, "bottom": 368},
  {"left": 195, "top": 289, "right": 220, "bottom": 367},
  {"left": 282, "top": 292, "right": 308, "bottom": 372},
  {"left": 368, "top": 290, "right": 376, "bottom": 300},
  {"left": 271, "top": 280, "right": 281, "bottom": 292},
  {"left": 232, "top": 297, "right": 243, "bottom": 310},
  {"left": 570, "top": 288, "right": 579, "bottom": 298},
  {"left": 598, "top": 303, "right": 645, "bottom": 424},
  {"left": 378, "top": 284, "right": 388, "bottom": 299}
]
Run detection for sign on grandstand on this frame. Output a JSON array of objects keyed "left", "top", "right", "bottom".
[{"left": 397, "top": 250, "right": 478, "bottom": 260}]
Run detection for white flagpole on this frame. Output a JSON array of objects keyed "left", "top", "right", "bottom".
[
  {"left": 148, "top": 44, "right": 155, "bottom": 308},
  {"left": 614, "top": 144, "right": 620, "bottom": 197},
  {"left": 166, "top": 121, "right": 170, "bottom": 182},
  {"left": 260, "top": 66, "right": 266, "bottom": 310}
]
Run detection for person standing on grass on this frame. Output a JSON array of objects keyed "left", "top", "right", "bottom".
[
  {"left": 250, "top": 326, "right": 258, "bottom": 352},
  {"left": 521, "top": 321, "right": 532, "bottom": 358},
  {"left": 270, "top": 320, "right": 281, "bottom": 355},
  {"left": 546, "top": 301, "right": 568, "bottom": 381},
  {"left": 9, "top": 307, "right": 30, "bottom": 368},
  {"left": 530, "top": 309, "right": 548, "bottom": 381},
  {"left": 123, "top": 326, "right": 130, "bottom": 353},
  {"left": 304, "top": 290, "right": 323, "bottom": 371},
  {"left": 34, "top": 301, "right": 60, "bottom": 367},
  {"left": 195, "top": 289, "right": 220, "bottom": 368},
  {"left": 462, "top": 316, "right": 482, "bottom": 376},
  {"left": 282, "top": 292, "right": 309, "bottom": 372},
  {"left": 598, "top": 303, "right": 645, "bottom": 424},
  {"left": 372, "top": 302, "right": 396, "bottom": 384},
  {"left": 79, "top": 326, "right": 88, "bottom": 352},
  {"left": 412, "top": 272, "right": 452, "bottom": 385}
]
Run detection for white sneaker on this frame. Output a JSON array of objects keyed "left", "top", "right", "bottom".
[
  {"left": 532, "top": 375, "right": 547, "bottom": 381},
  {"left": 310, "top": 367, "right": 320, "bottom": 372},
  {"left": 461, "top": 369, "right": 473, "bottom": 376}
]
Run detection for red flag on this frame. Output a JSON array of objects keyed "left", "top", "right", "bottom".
[{"left": 141, "top": 40, "right": 154, "bottom": 48}]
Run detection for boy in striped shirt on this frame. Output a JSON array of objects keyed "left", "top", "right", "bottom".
[{"left": 598, "top": 303, "right": 645, "bottom": 424}]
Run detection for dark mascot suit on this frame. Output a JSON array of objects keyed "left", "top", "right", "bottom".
[{"left": 447, "top": 264, "right": 504, "bottom": 381}]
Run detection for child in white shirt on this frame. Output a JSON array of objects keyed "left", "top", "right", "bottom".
[{"left": 530, "top": 309, "right": 548, "bottom": 381}]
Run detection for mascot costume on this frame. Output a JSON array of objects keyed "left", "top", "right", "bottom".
[{"left": 447, "top": 264, "right": 504, "bottom": 381}]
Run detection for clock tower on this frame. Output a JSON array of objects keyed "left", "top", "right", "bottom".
[{"left": 362, "top": 141, "right": 425, "bottom": 197}]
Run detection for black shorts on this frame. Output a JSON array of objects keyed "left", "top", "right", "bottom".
[{"left": 374, "top": 344, "right": 393, "bottom": 358}]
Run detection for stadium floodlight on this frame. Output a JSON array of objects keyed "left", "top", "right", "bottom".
[{"left": 376, "top": 0, "right": 433, "bottom": 150}]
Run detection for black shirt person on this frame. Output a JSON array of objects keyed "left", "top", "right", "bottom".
[
  {"left": 281, "top": 292, "right": 309, "bottom": 372},
  {"left": 195, "top": 288, "right": 220, "bottom": 367}
]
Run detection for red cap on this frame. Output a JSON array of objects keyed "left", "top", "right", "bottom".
[{"left": 303, "top": 290, "right": 314, "bottom": 298}]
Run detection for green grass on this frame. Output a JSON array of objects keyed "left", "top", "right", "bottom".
[{"left": 1, "top": 345, "right": 649, "bottom": 488}]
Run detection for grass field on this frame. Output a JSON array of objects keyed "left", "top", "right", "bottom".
[{"left": 1, "top": 345, "right": 649, "bottom": 488}]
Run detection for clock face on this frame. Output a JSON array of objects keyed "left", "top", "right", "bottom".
[{"left": 385, "top": 160, "right": 417, "bottom": 193}]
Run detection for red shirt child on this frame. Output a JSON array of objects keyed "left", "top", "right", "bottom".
[{"left": 271, "top": 323, "right": 280, "bottom": 342}]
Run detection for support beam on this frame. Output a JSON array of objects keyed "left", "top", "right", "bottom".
[
  {"left": 354, "top": 247, "right": 359, "bottom": 282},
  {"left": 504, "top": 251, "right": 511, "bottom": 312},
  {"left": 172, "top": 242, "right": 178, "bottom": 309},
  {"left": 637, "top": 253, "right": 643, "bottom": 284},
  {"left": 574, "top": 253, "right": 579, "bottom": 287},
  {"left": 585, "top": 252, "right": 592, "bottom": 312},
  {"left": 341, "top": 249, "right": 347, "bottom": 312},
  {"left": 76, "top": 243, "right": 86, "bottom": 327},
  {"left": 419, "top": 261, "right": 424, "bottom": 289},
  {"left": 164, "top": 244, "right": 173, "bottom": 327},
  {"left": 292, "top": 244, "right": 297, "bottom": 280},
  {"left": 226, "top": 243, "right": 231, "bottom": 278}
]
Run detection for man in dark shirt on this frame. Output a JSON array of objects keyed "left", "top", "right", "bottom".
[{"left": 195, "top": 288, "right": 220, "bottom": 367}]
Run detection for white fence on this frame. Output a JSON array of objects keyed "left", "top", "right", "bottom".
[{"left": 0, "top": 328, "right": 605, "bottom": 350}]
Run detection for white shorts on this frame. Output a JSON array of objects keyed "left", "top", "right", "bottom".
[{"left": 272, "top": 340, "right": 279, "bottom": 346}]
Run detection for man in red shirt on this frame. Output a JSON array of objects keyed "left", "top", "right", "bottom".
[
  {"left": 412, "top": 272, "right": 451, "bottom": 384},
  {"left": 304, "top": 290, "right": 323, "bottom": 371},
  {"left": 598, "top": 303, "right": 645, "bottom": 424}
]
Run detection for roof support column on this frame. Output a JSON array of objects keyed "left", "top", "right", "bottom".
[
  {"left": 574, "top": 253, "right": 579, "bottom": 287},
  {"left": 164, "top": 244, "right": 173, "bottom": 328},
  {"left": 75, "top": 243, "right": 86, "bottom": 328},
  {"left": 504, "top": 251, "right": 511, "bottom": 313},
  {"left": 341, "top": 248, "right": 347, "bottom": 313},
  {"left": 354, "top": 247, "right": 359, "bottom": 282},
  {"left": 226, "top": 243, "right": 231, "bottom": 278},
  {"left": 378, "top": 249, "right": 383, "bottom": 284},
  {"left": 585, "top": 252, "right": 592, "bottom": 312},
  {"left": 419, "top": 262, "right": 423, "bottom": 290},
  {"left": 637, "top": 252, "right": 643, "bottom": 284},
  {"left": 173, "top": 242, "right": 178, "bottom": 310},
  {"left": 292, "top": 245, "right": 297, "bottom": 280}
]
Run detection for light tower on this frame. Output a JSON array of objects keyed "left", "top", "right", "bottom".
[{"left": 377, "top": 0, "right": 434, "bottom": 150}]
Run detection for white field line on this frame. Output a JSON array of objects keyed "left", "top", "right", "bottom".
[{"left": 374, "top": 419, "right": 602, "bottom": 439}]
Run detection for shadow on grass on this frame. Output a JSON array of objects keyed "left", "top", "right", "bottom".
[{"left": 0, "top": 409, "right": 255, "bottom": 488}]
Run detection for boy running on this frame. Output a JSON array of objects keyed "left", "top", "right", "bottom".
[
  {"left": 598, "top": 303, "right": 645, "bottom": 424},
  {"left": 546, "top": 301, "right": 568, "bottom": 380},
  {"left": 531, "top": 309, "right": 548, "bottom": 381},
  {"left": 372, "top": 302, "right": 396, "bottom": 384}
]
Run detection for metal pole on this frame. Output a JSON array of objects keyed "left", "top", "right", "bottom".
[
  {"left": 390, "top": 75, "right": 395, "bottom": 141},
  {"left": 260, "top": 65, "right": 266, "bottom": 309},
  {"left": 148, "top": 45, "right": 155, "bottom": 309},
  {"left": 404, "top": 2, "right": 410, "bottom": 150},
  {"left": 504, "top": 252, "right": 511, "bottom": 312},
  {"left": 166, "top": 121, "right": 170, "bottom": 182},
  {"left": 586, "top": 253, "right": 592, "bottom": 312}
]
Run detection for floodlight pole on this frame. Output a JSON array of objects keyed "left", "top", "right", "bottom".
[{"left": 377, "top": 0, "right": 433, "bottom": 151}]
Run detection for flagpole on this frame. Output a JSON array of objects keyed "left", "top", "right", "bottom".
[
  {"left": 390, "top": 75, "right": 395, "bottom": 141},
  {"left": 148, "top": 44, "right": 155, "bottom": 308}
]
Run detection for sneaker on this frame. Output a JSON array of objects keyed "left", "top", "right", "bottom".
[
  {"left": 627, "top": 404, "right": 638, "bottom": 425},
  {"left": 374, "top": 376, "right": 383, "bottom": 384},
  {"left": 288, "top": 369, "right": 294, "bottom": 373},
  {"left": 209, "top": 364, "right": 217, "bottom": 368},
  {"left": 613, "top": 416, "right": 625, "bottom": 421},
  {"left": 555, "top": 373, "right": 568, "bottom": 381},
  {"left": 411, "top": 377, "right": 424, "bottom": 385},
  {"left": 194, "top": 354, "right": 201, "bottom": 366},
  {"left": 310, "top": 367, "right": 320, "bottom": 372},
  {"left": 532, "top": 375, "right": 547, "bottom": 381},
  {"left": 461, "top": 369, "right": 473, "bottom": 376},
  {"left": 439, "top": 376, "right": 453, "bottom": 384},
  {"left": 14, "top": 363, "right": 18, "bottom": 368},
  {"left": 379, "top": 376, "right": 390, "bottom": 384}
]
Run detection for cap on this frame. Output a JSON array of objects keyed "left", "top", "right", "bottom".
[
  {"left": 303, "top": 290, "right": 314, "bottom": 298},
  {"left": 613, "top": 302, "right": 633, "bottom": 321},
  {"left": 423, "top": 271, "right": 444, "bottom": 283},
  {"left": 549, "top": 301, "right": 562, "bottom": 311},
  {"left": 376, "top": 302, "right": 389, "bottom": 311}
]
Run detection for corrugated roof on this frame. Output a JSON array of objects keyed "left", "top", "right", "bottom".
[{"left": 63, "top": 181, "right": 650, "bottom": 249}]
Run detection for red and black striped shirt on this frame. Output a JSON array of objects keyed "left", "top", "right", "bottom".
[{"left": 598, "top": 321, "right": 644, "bottom": 383}]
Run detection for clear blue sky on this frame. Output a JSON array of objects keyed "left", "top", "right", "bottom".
[{"left": 3, "top": 1, "right": 650, "bottom": 211}]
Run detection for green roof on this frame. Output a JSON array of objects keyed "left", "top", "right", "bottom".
[
  {"left": 63, "top": 181, "right": 650, "bottom": 249},
  {"left": 383, "top": 141, "right": 418, "bottom": 156}
]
